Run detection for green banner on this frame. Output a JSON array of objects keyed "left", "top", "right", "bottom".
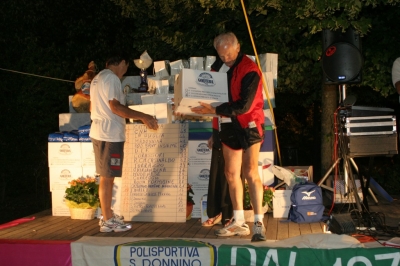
[{"left": 217, "top": 245, "right": 400, "bottom": 266}]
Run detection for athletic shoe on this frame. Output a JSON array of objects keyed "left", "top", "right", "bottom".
[
  {"left": 99, "top": 217, "right": 132, "bottom": 232},
  {"left": 251, "top": 221, "right": 267, "bottom": 242},
  {"left": 98, "top": 213, "right": 125, "bottom": 226},
  {"left": 215, "top": 219, "right": 250, "bottom": 236}
]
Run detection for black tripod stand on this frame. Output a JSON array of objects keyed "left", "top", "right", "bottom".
[{"left": 317, "top": 91, "right": 365, "bottom": 214}]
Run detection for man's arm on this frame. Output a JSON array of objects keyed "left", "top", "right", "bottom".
[{"left": 109, "top": 98, "right": 158, "bottom": 130}]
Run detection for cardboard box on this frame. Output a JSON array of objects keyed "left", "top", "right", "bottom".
[
  {"left": 51, "top": 189, "right": 71, "bottom": 216},
  {"left": 59, "top": 113, "right": 91, "bottom": 132},
  {"left": 68, "top": 95, "right": 76, "bottom": 113},
  {"left": 174, "top": 69, "right": 229, "bottom": 117},
  {"left": 82, "top": 166, "right": 97, "bottom": 177},
  {"left": 283, "top": 166, "right": 313, "bottom": 182},
  {"left": 49, "top": 167, "right": 83, "bottom": 192},
  {"left": 121, "top": 76, "right": 141, "bottom": 91},
  {"left": 200, "top": 195, "right": 208, "bottom": 223},
  {"left": 259, "top": 151, "right": 275, "bottom": 186},
  {"left": 259, "top": 53, "right": 278, "bottom": 88},
  {"left": 261, "top": 72, "right": 276, "bottom": 109},
  {"left": 273, "top": 189, "right": 292, "bottom": 218},
  {"left": 48, "top": 142, "right": 82, "bottom": 167},
  {"left": 188, "top": 165, "right": 210, "bottom": 219},
  {"left": 81, "top": 142, "right": 95, "bottom": 167}
]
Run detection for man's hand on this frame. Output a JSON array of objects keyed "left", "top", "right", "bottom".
[
  {"left": 191, "top": 102, "right": 215, "bottom": 115},
  {"left": 141, "top": 114, "right": 159, "bottom": 130}
]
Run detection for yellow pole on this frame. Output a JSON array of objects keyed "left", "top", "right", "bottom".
[{"left": 240, "top": 0, "right": 282, "bottom": 166}]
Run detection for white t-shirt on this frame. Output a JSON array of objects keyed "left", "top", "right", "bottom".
[
  {"left": 89, "top": 69, "right": 126, "bottom": 142},
  {"left": 392, "top": 57, "right": 400, "bottom": 87}
]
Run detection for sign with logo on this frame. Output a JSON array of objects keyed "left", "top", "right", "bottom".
[{"left": 114, "top": 239, "right": 217, "bottom": 266}]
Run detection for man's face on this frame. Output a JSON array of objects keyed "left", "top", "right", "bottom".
[
  {"left": 115, "top": 60, "right": 129, "bottom": 78},
  {"left": 121, "top": 60, "right": 129, "bottom": 75},
  {"left": 216, "top": 43, "right": 240, "bottom": 67}
]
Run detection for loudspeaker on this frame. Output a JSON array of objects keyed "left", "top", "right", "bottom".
[
  {"left": 322, "top": 28, "right": 363, "bottom": 84},
  {"left": 328, "top": 213, "right": 356, "bottom": 234}
]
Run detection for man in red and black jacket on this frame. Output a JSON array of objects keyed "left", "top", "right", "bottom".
[{"left": 191, "top": 32, "right": 266, "bottom": 242}]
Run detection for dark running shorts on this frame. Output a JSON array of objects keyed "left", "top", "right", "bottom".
[
  {"left": 219, "top": 122, "right": 264, "bottom": 150},
  {"left": 91, "top": 138, "right": 124, "bottom": 178}
]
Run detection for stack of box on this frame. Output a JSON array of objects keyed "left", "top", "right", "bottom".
[{"left": 48, "top": 135, "right": 97, "bottom": 216}]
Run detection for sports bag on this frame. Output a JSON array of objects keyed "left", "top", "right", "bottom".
[{"left": 288, "top": 182, "right": 325, "bottom": 223}]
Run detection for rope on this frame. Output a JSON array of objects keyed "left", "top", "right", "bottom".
[
  {"left": 240, "top": 0, "right": 282, "bottom": 166},
  {"left": 0, "top": 67, "right": 74, "bottom": 83}
]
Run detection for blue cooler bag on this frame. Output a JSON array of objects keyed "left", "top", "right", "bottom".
[{"left": 288, "top": 182, "right": 325, "bottom": 223}]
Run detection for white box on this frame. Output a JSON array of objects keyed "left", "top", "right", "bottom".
[
  {"left": 81, "top": 142, "right": 95, "bottom": 167},
  {"left": 128, "top": 103, "right": 169, "bottom": 124},
  {"left": 259, "top": 151, "right": 275, "bottom": 186},
  {"left": 68, "top": 95, "right": 77, "bottom": 113},
  {"left": 49, "top": 167, "right": 83, "bottom": 191},
  {"left": 48, "top": 142, "right": 82, "bottom": 167},
  {"left": 59, "top": 113, "right": 91, "bottom": 132},
  {"left": 121, "top": 76, "right": 141, "bottom": 91},
  {"left": 174, "top": 69, "right": 229, "bottom": 117},
  {"left": 261, "top": 72, "right": 276, "bottom": 109},
  {"left": 190, "top": 57, "right": 204, "bottom": 70},
  {"left": 82, "top": 166, "right": 97, "bottom": 177},
  {"left": 200, "top": 195, "right": 208, "bottom": 223},
  {"left": 125, "top": 92, "right": 147, "bottom": 105},
  {"left": 188, "top": 140, "right": 212, "bottom": 167},
  {"left": 284, "top": 166, "right": 313, "bottom": 182},
  {"left": 273, "top": 189, "right": 292, "bottom": 218},
  {"left": 51, "top": 189, "right": 70, "bottom": 216},
  {"left": 259, "top": 53, "right": 278, "bottom": 88},
  {"left": 188, "top": 165, "right": 210, "bottom": 218}
]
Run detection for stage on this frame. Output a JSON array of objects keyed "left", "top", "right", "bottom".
[{"left": 1, "top": 196, "right": 399, "bottom": 265}]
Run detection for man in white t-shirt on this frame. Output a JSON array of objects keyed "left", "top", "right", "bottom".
[
  {"left": 90, "top": 51, "right": 158, "bottom": 232},
  {"left": 392, "top": 57, "right": 400, "bottom": 96}
]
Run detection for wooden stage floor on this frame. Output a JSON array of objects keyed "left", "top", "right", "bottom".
[
  {"left": 0, "top": 195, "right": 398, "bottom": 243},
  {"left": 0, "top": 209, "right": 324, "bottom": 242}
]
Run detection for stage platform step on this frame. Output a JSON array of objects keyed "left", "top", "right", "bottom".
[{"left": 0, "top": 209, "right": 324, "bottom": 241}]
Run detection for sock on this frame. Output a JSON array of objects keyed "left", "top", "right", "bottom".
[
  {"left": 254, "top": 214, "right": 264, "bottom": 224},
  {"left": 234, "top": 210, "right": 245, "bottom": 225}
]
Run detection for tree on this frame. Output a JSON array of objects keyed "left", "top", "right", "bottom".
[{"left": 112, "top": 0, "right": 400, "bottom": 180}]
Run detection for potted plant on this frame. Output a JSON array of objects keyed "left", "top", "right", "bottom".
[
  {"left": 243, "top": 182, "right": 274, "bottom": 222},
  {"left": 64, "top": 176, "right": 100, "bottom": 220},
  {"left": 186, "top": 184, "right": 195, "bottom": 220}
]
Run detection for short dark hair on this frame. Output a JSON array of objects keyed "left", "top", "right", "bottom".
[{"left": 106, "top": 50, "right": 130, "bottom": 67}]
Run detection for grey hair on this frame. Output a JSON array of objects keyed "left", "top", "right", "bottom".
[{"left": 213, "top": 32, "right": 238, "bottom": 49}]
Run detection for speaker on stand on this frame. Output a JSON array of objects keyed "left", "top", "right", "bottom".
[
  {"left": 319, "top": 28, "right": 366, "bottom": 233},
  {"left": 322, "top": 28, "right": 363, "bottom": 85}
]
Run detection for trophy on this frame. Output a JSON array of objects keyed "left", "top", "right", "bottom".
[{"left": 134, "top": 51, "right": 153, "bottom": 92}]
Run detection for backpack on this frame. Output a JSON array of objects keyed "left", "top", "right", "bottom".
[{"left": 288, "top": 182, "right": 325, "bottom": 223}]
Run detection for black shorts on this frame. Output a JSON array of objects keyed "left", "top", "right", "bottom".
[
  {"left": 91, "top": 138, "right": 124, "bottom": 178},
  {"left": 219, "top": 122, "right": 264, "bottom": 150}
]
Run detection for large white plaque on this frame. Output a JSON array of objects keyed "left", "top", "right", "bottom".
[{"left": 120, "top": 123, "right": 188, "bottom": 222}]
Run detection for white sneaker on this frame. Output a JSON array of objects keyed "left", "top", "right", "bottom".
[
  {"left": 215, "top": 219, "right": 250, "bottom": 236},
  {"left": 251, "top": 221, "right": 267, "bottom": 242},
  {"left": 99, "top": 217, "right": 131, "bottom": 233}
]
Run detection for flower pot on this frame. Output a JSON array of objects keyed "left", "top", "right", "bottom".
[
  {"left": 186, "top": 204, "right": 194, "bottom": 220},
  {"left": 69, "top": 208, "right": 96, "bottom": 220}
]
